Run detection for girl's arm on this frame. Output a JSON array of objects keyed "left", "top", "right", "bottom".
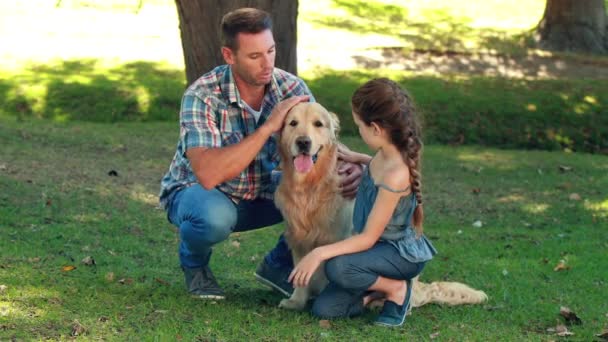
[{"left": 288, "top": 188, "right": 403, "bottom": 288}]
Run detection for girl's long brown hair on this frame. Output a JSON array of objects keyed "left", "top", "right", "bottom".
[{"left": 351, "top": 78, "right": 424, "bottom": 234}]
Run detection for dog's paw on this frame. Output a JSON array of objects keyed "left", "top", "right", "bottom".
[{"left": 279, "top": 298, "right": 306, "bottom": 311}]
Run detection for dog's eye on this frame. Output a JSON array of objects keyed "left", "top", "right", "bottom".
[
  {"left": 289, "top": 120, "right": 298, "bottom": 127},
  {"left": 314, "top": 120, "right": 323, "bottom": 127}
]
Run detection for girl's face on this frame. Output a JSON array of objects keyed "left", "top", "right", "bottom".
[{"left": 352, "top": 110, "right": 381, "bottom": 149}]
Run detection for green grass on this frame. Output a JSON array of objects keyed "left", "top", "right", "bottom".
[
  {"left": 1, "top": 0, "right": 608, "bottom": 340},
  {"left": 1, "top": 118, "right": 607, "bottom": 340}
]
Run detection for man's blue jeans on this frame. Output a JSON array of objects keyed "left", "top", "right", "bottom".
[{"left": 166, "top": 184, "right": 292, "bottom": 270}]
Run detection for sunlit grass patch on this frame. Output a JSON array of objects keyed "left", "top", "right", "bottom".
[{"left": 0, "top": 59, "right": 184, "bottom": 122}]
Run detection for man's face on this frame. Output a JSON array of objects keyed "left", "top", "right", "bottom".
[{"left": 223, "top": 29, "right": 276, "bottom": 87}]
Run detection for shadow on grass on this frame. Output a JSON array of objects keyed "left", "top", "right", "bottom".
[
  {"left": 318, "top": 0, "right": 533, "bottom": 54},
  {"left": 1, "top": 59, "right": 185, "bottom": 122}
]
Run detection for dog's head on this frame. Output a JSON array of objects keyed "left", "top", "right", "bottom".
[{"left": 279, "top": 102, "right": 340, "bottom": 174}]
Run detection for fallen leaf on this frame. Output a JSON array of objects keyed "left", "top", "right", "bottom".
[
  {"left": 569, "top": 193, "right": 581, "bottom": 201},
  {"left": 28, "top": 257, "right": 41, "bottom": 263},
  {"left": 553, "top": 260, "right": 570, "bottom": 272},
  {"left": 118, "top": 278, "right": 134, "bottom": 285},
  {"left": 155, "top": 278, "right": 170, "bottom": 286},
  {"left": 61, "top": 265, "right": 76, "bottom": 272},
  {"left": 430, "top": 332, "right": 440, "bottom": 339},
  {"left": 555, "top": 324, "right": 574, "bottom": 337},
  {"left": 595, "top": 330, "right": 608, "bottom": 340},
  {"left": 71, "top": 320, "right": 86, "bottom": 336},
  {"left": 231, "top": 240, "right": 241, "bottom": 248},
  {"left": 559, "top": 306, "right": 582, "bottom": 325},
  {"left": 105, "top": 272, "right": 115, "bottom": 282},
  {"left": 0, "top": 285, "right": 7, "bottom": 293},
  {"left": 81, "top": 256, "right": 95, "bottom": 266},
  {"left": 319, "top": 320, "right": 331, "bottom": 329}
]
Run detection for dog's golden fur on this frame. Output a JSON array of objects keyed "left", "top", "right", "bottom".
[{"left": 274, "top": 102, "right": 487, "bottom": 311}]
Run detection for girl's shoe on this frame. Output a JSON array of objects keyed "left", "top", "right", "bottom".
[{"left": 374, "top": 279, "right": 412, "bottom": 327}]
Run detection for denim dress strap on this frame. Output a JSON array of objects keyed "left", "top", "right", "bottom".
[{"left": 376, "top": 182, "right": 411, "bottom": 194}]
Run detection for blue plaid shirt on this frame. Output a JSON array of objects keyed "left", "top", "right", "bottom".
[{"left": 159, "top": 65, "right": 314, "bottom": 208}]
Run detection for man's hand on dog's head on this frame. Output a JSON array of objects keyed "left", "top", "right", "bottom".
[{"left": 264, "top": 95, "right": 310, "bottom": 134}]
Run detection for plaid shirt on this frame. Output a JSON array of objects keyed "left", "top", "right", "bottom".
[{"left": 159, "top": 65, "right": 314, "bottom": 208}]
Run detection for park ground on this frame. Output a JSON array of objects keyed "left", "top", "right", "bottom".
[{"left": 1, "top": 0, "right": 607, "bottom": 341}]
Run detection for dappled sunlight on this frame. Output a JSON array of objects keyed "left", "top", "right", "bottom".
[
  {"left": 0, "top": 1, "right": 183, "bottom": 69},
  {"left": 526, "top": 103, "right": 537, "bottom": 112},
  {"left": 296, "top": 0, "right": 575, "bottom": 77},
  {"left": 585, "top": 198, "right": 608, "bottom": 218},
  {"left": 522, "top": 203, "right": 549, "bottom": 214},
  {"left": 129, "top": 186, "right": 160, "bottom": 207},
  {"left": 71, "top": 212, "right": 107, "bottom": 225},
  {"left": 1, "top": 59, "right": 183, "bottom": 122},
  {"left": 348, "top": 49, "right": 608, "bottom": 79},
  {"left": 497, "top": 194, "right": 526, "bottom": 204},
  {"left": 0, "top": 285, "right": 62, "bottom": 320},
  {"left": 456, "top": 150, "right": 516, "bottom": 170}
]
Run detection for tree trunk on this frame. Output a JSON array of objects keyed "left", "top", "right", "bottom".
[
  {"left": 175, "top": 0, "right": 298, "bottom": 86},
  {"left": 535, "top": 0, "right": 608, "bottom": 54}
]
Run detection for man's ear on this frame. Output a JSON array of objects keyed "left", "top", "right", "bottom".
[
  {"left": 221, "top": 46, "right": 235, "bottom": 65},
  {"left": 329, "top": 112, "right": 341, "bottom": 140}
]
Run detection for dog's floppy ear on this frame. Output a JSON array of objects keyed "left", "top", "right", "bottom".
[{"left": 328, "top": 111, "right": 341, "bottom": 140}]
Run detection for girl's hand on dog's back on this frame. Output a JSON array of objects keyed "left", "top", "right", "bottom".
[{"left": 289, "top": 248, "right": 324, "bottom": 288}]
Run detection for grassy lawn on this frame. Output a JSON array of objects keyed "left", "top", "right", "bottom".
[
  {"left": 1, "top": 118, "right": 607, "bottom": 340},
  {"left": 1, "top": 0, "right": 608, "bottom": 340}
]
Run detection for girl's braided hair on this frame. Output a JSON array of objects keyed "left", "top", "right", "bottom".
[{"left": 351, "top": 78, "right": 424, "bottom": 234}]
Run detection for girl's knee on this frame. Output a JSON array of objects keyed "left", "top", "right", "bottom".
[
  {"left": 325, "top": 256, "right": 352, "bottom": 288},
  {"left": 311, "top": 298, "right": 345, "bottom": 319}
]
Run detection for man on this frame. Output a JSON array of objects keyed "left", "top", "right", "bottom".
[{"left": 159, "top": 8, "right": 363, "bottom": 300}]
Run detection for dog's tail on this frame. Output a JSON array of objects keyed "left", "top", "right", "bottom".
[{"left": 410, "top": 277, "right": 488, "bottom": 308}]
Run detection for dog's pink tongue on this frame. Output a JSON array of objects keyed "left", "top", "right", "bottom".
[{"left": 294, "top": 155, "right": 313, "bottom": 173}]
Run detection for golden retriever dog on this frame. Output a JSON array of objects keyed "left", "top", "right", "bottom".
[{"left": 274, "top": 102, "right": 487, "bottom": 311}]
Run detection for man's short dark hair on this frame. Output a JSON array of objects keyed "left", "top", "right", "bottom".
[{"left": 221, "top": 8, "right": 272, "bottom": 51}]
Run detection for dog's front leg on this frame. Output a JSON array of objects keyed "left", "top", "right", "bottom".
[
  {"left": 279, "top": 286, "right": 311, "bottom": 311},
  {"left": 278, "top": 251, "right": 311, "bottom": 311}
]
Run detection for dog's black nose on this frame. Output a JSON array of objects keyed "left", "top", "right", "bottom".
[{"left": 295, "top": 136, "right": 311, "bottom": 153}]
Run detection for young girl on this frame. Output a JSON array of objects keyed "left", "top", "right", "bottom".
[{"left": 288, "top": 78, "right": 437, "bottom": 327}]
